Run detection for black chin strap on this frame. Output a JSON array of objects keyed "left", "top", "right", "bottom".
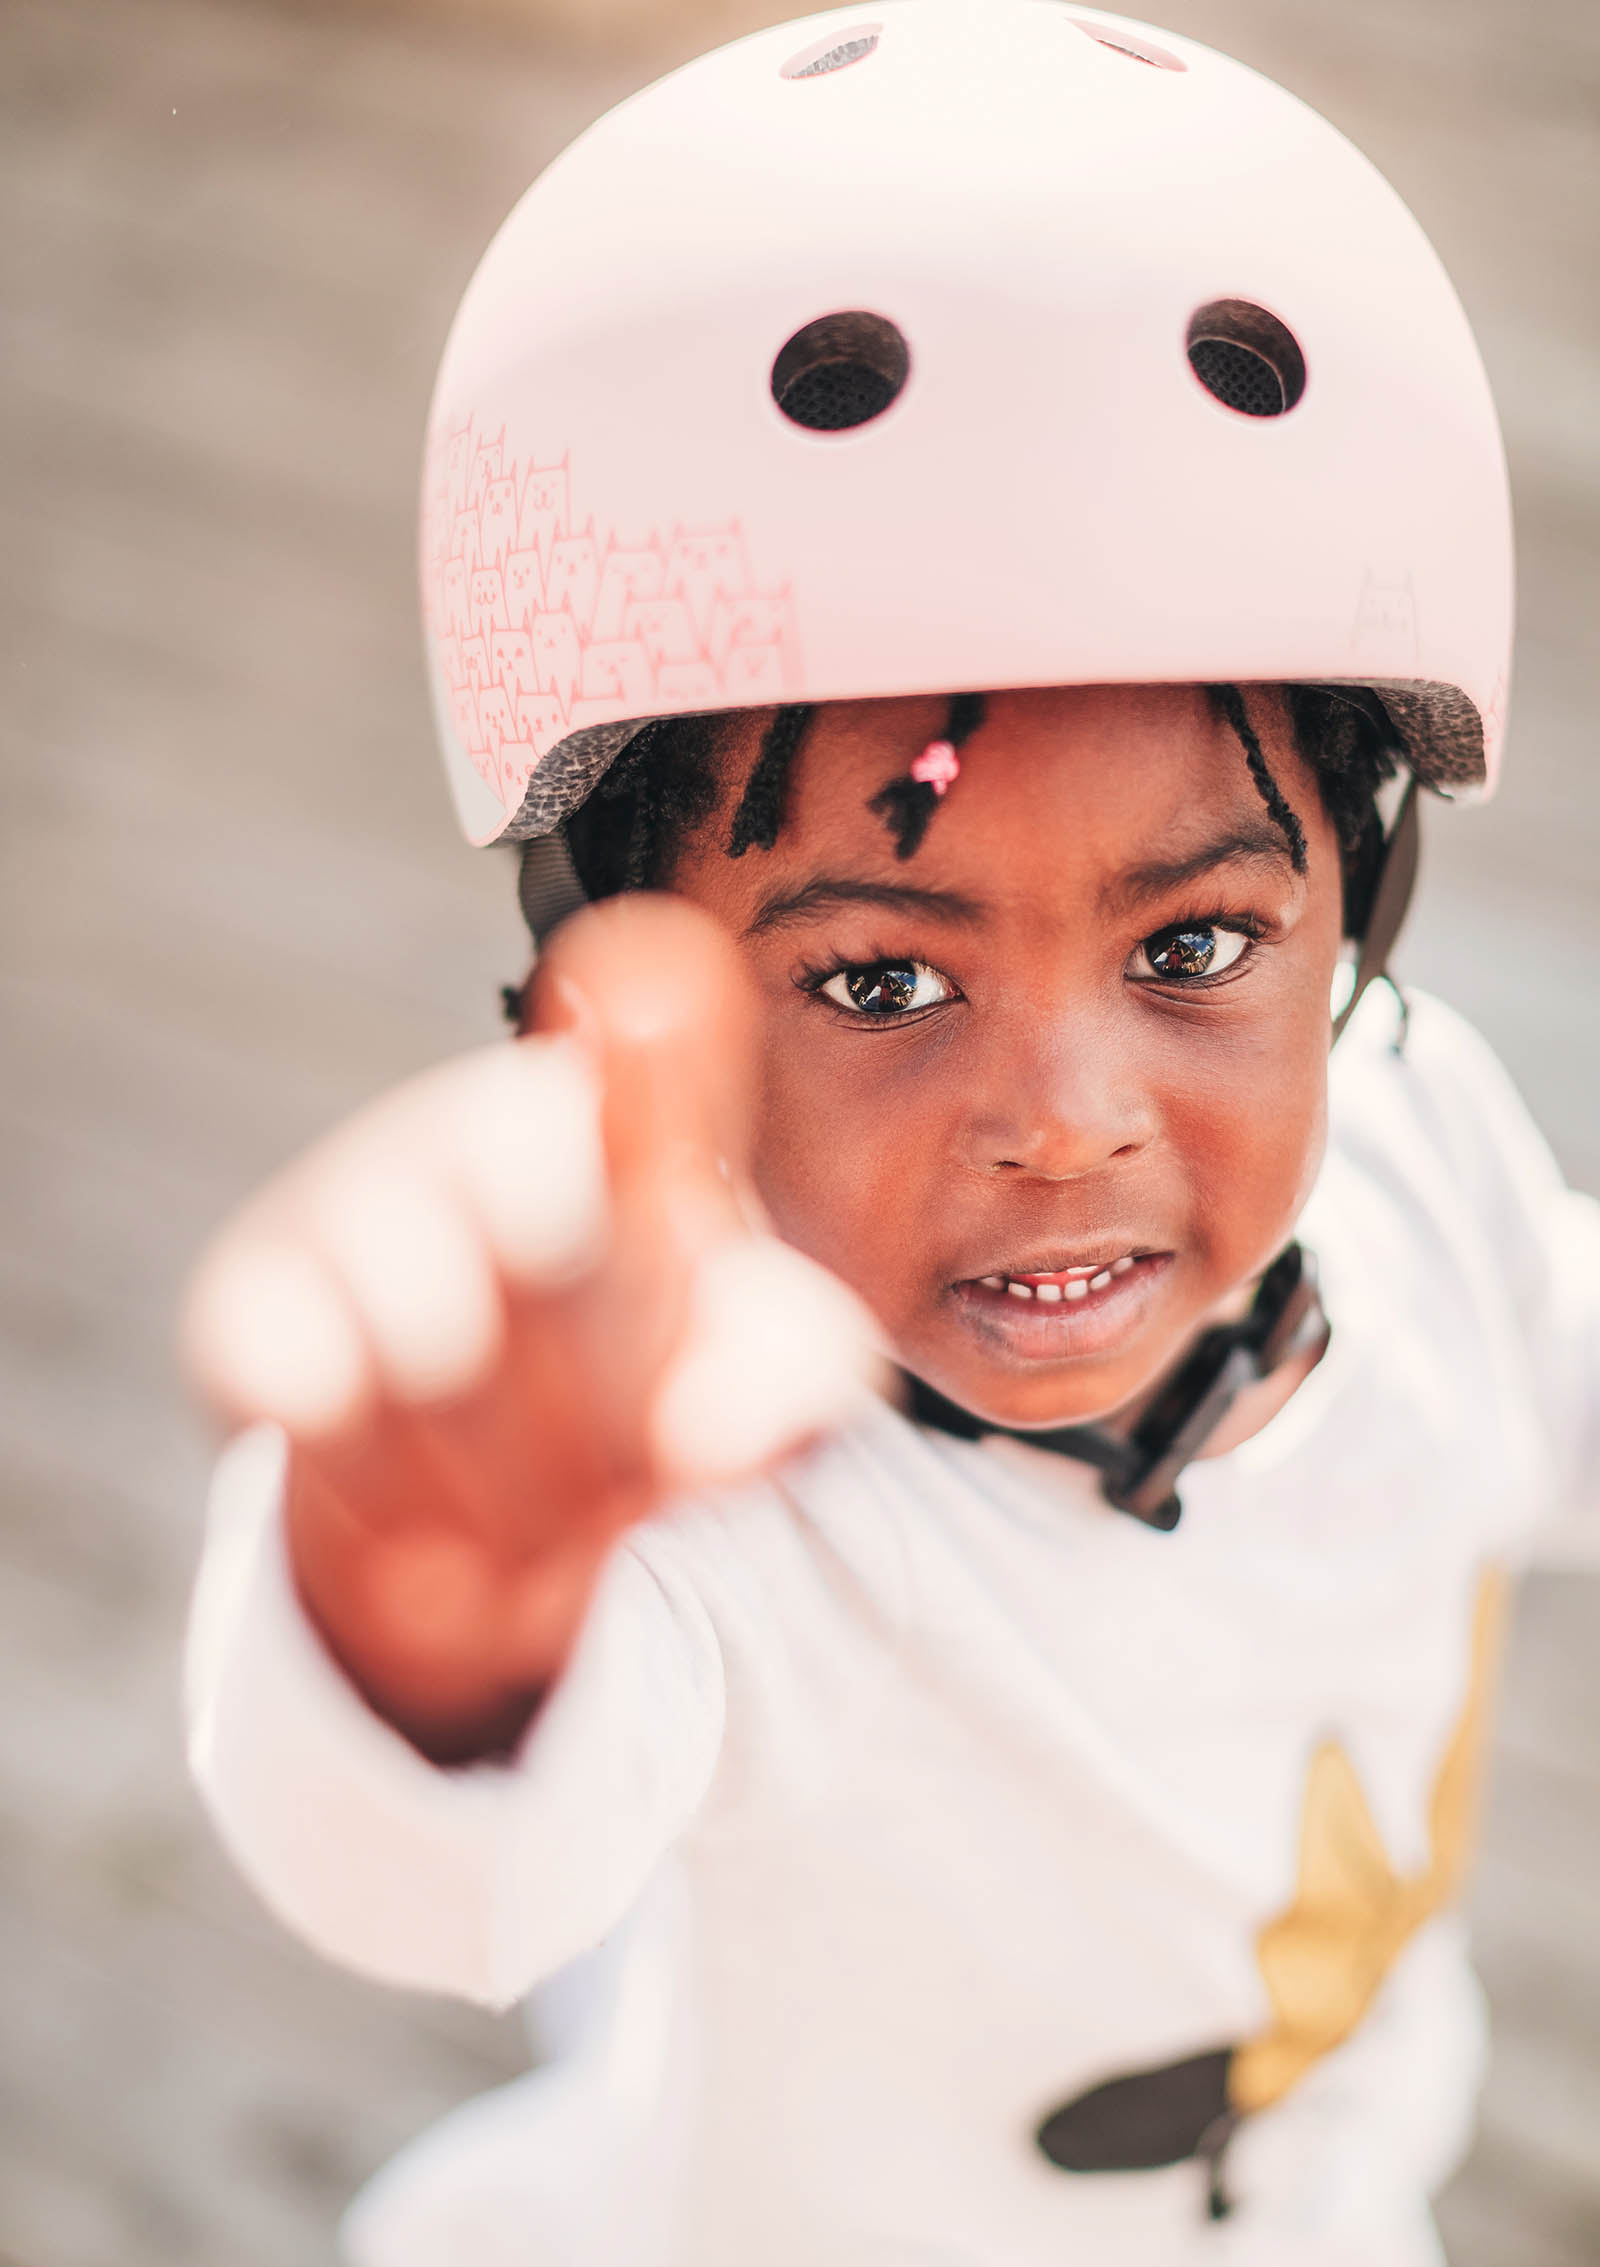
[
  {"left": 1333, "top": 781, "right": 1419, "bottom": 1043},
  {"left": 907, "top": 1244, "right": 1327, "bottom": 1531}
]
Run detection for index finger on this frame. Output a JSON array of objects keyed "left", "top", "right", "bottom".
[{"left": 530, "top": 892, "right": 757, "bottom": 1240}]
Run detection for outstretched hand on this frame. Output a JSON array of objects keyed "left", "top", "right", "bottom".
[{"left": 181, "top": 896, "right": 881, "bottom": 1761}]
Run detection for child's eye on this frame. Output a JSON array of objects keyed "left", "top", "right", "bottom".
[
  {"left": 1127, "top": 923, "right": 1253, "bottom": 984},
  {"left": 818, "top": 960, "right": 956, "bottom": 1016}
]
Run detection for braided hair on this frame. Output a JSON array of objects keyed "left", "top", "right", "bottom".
[
  {"left": 1281, "top": 684, "right": 1404, "bottom": 937},
  {"left": 1208, "top": 683, "right": 1309, "bottom": 873},
  {"left": 868, "top": 693, "right": 989, "bottom": 859},
  {"left": 560, "top": 686, "right": 1402, "bottom": 937},
  {"left": 563, "top": 712, "right": 727, "bottom": 898},
  {"left": 727, "top": 703, "right": 818, "bottom": 857}
]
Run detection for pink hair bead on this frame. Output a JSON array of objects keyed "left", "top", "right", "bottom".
[{"left": 910, "top": 740, "right": 961, "bottom": 795}]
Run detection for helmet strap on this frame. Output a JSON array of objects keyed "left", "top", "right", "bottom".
[
  {"left": 904, "top": 1244, "right": 1327, "bottom": 1531},
  {"left": 1332, "top": 779, "right": 1419, "bottom": 1042}
]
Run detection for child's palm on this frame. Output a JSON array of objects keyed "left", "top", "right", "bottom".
[{"left": 181, "top": 898, "right": 877, "bottom": 1759}]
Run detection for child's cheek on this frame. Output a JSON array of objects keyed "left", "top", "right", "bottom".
[
  {"left": 1171, "top": 1005, "right": 1331, "bottom": 1287},
  {"left": 748, "top": 1055, "right": 942, "bottom": 1332}
]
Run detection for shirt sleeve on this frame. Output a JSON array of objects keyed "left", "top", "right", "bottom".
[
  {"left": 1524, "top": 1174, "right": 1600, "bottom": 1561},
  {"left": 1396, "top": 994, "right": 1600, "bottom": 1558},
  {"left": 185, "top": 1427, "right": 727, "bottom": 2009}
]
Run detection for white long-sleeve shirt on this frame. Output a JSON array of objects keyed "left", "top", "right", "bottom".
[{"left": 187, "top": 989, "right": 1600, "bottom": 2267}]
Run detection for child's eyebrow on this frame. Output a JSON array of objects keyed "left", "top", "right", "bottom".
[
  {"left": 1104, "top": 825, "right": 1297, "bottom": 916},
  {"left": 745, "top": 877, "right": 988, "bottom": 936}
]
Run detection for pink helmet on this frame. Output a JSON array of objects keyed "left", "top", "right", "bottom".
[{"left": 420, "top": 0, "right": 1512, "bottom": 851}]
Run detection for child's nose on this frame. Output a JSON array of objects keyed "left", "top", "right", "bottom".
[{"left": 966, "top": 1025, "right": 1156, "bottom": 1181}]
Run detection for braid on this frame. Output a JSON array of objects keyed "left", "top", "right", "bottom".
[
  {"left": 1209, "top": 684, "right": 1308, "bottom": 873},
  {"left": 1211, "top": 683, "right": 1404, "bottom": 934},
  {"left": 866, "top": 776, "right": 929, "bottom": 861},
  {"left": 947, "top": 691, "right": 986, "bottom": 745},
  {"left": 564, "top": 714, "right": 722, "bottom": 900},
  {"left": 620, "top": 732, "right": 659, "bottom": 891},
  {"left": 1284, "top": 686, "right": 1403, "bottom": 935},
  {"left": 727, "top": 704, "right": 816, "bottom": 856},
  {"left": 869, "top": 692, "right": 988, "bottom": 859}
]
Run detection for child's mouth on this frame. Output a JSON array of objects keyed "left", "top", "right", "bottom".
[
  {"left": 978, "top": 1255, "right": 1139, "bottom": 1303},
  {"left": 951, "top": 1251, "right": 1172, "bottom": 1357}
]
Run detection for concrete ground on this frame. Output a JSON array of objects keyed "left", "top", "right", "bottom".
[{"left": 0, "top": 0, "right": 1596, "bottom": 2260}]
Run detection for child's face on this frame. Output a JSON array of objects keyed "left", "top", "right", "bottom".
[{"left": 666, "top": 685, "right": 1344, "bottom": 1428}]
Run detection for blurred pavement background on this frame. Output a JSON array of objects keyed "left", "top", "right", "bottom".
[{"left": 1, "top": 0, "right": 1597, "bottom": 2260}]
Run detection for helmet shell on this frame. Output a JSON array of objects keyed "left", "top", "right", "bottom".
[{"left": 421, "top": 0, "right": 1512, "bottom": 845}]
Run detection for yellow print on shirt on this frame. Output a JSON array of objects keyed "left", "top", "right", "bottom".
[
  {"left": 1035, "top": 1569, "right": 1508, "bottom": 2199},
  {"left": 1230, "top": 1567, "right": 1508, "bottom": 2113}
]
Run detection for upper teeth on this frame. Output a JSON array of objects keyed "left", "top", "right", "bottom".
[{"left": 981, "top": 1255, "right": 1138, "bottom": 1300}]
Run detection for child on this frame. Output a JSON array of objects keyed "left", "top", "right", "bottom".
[{"left": 181, "top": 7, "right": 1598, "bottom": 2264}]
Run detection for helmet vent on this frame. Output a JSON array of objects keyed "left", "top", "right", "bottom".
[
  {"left": 1070, "top": 20, "right": 1186, "bottom": 71},
  {"left": 771, "top": 312, "right": 911, "bottom": 433},
  {"left": 1186, "top": 301, "right": 1307, "bottom": 417},
  {"left": 781, "top": 27, "right": 882, "bottom": 79}
]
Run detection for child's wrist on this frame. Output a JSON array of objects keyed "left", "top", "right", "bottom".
[{"left": 284, "top": 1461, "right": 586, "bottom": 1765}]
